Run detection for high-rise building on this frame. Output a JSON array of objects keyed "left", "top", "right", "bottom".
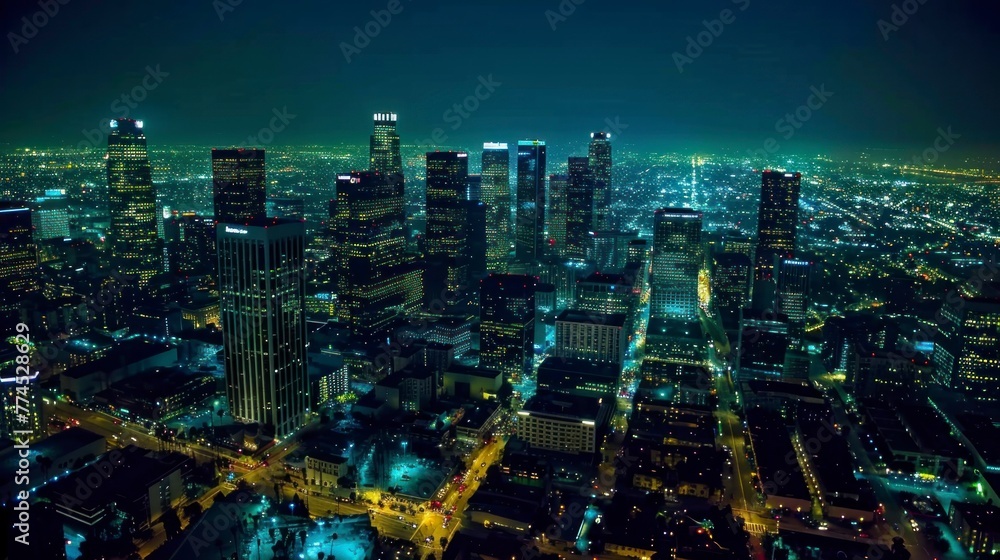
[
  {"left": 754, "top": 171, "right": 801, "bottom": 281},
  {"left": 479, "top": 274, "right": 536, "bottom": 383},
  {"left": 333, "top": 171, "right": 410, "bottom": 347},
  {"left": 587, "top": 230, "right": 638, "bottom": 270},
  {"left": 0, "top": 202, "right": 38, "bottom": 314},
  {"left": 515, "top": 140, "right": 547, "bottom": 265},
  {"left": 164, "top": 213, "right": 216, "bottom": 276},
  {"left": 776, "top": 258, "right": 812, "bottom": 323},
  {"left": 106, "top": 118, "right": 162, "bottom": 287},
  {"left": 736, "top": 308, "right": 790, "bottom": 381},
  {"left": 588, "top": 132, "right": 612, "bottom": 230},
  {"left": 217, "top": 218, "right": 309, "bottom": 438},
  {"left": 565, "top": 157, "right": 593, "bottom": 261},
  {"left": 555, "top": 309, "right": 628, "bottom": 369},
  {"left": 481, "top": 143, "right": 511, "bottom": 273},
  {"left": 467, "top": 173, "right": 482, "bottom": 202},
  {"left": 370, "top": 112, "right": 402, "bottom": 177},
  {"left": 650, "top": 208, "right": 703, "bottom": 321},
  {"left": 712, "top": 253, "right": 752, "bottom": 330},
  {"left": 426, "top": 151, "right": 470, "bottom": 304},
  {"left": 933, "top": 282, "right": 1000, "bottom": 402},
  {"left": 212, "top": 148, "right": 266, "bottom": 224},
  {"left": 548, "top": 174, "right": 568, "bottom": 258},
  {"left": 33, "top": 189, "right": 70, "bottom": 240},
  {"left": 463, "top": 200, "right": 487, "bottom": 281}
]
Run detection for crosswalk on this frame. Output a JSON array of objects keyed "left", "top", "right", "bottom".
[{"left": 743, "top": 522, "right": 770, "bottom": 536}]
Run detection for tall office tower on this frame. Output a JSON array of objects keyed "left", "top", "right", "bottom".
[
  {"left": 106, "top": 118, "right": 162, "bottom": 287},
  {"left": 933, "top": 282, "right": 1000, "bottom": 402},
  {"left": 736, "top": 308, "right": 790, "bottom": 381},
  {"left": 267, "top": 197, "right": 305, "bottom": 220},
  {"left": 426, "top": 151, "right": 470, "bottom": 304},
  {"left": 626, "top": 239, "right": 648, "bottom": 269},
  {"left": 548, "top": 174, "right": 569, "bottom": 258},
  {"left": 333, "top": 171, "right": 409, "bottom": 346},
  {"left": 515, "top": 140, "right": 547, "bottom": 265},
  {"left": 0, "top": 202, "right": 38, "bottom": 316},
  {"left": 212, "top": 148, "right": 266, "bottom": 224},
  {"left": 463, "top": 200, "right": 488, "bottom": 281},
  {"left": 165, "top": 214, "right": 217, "bottom": 276},
  {"left": 33, "top": 189, "right": 70, "bottom": 239},
  {"left": 775, "top": 258, "right": 812, "bottom": 323},
  {"left": 712, "top": 253, "right": 753, "bottom": 330},
  {"left": 218, "top": 218, "right": 309, "bottom": 437},
  {"left": 370, "top": 112, "right": 402, "bottom": 177},
  {"left": 565, "top": 157, "right": 593, "bottom": 261},
  {"left": 588, "top": 132, "right": 612, "bottom": 230},
  {"left": 588, "top": 231, "right": 640, "bottom": 269},
  {"left": 467, "top": 174, "right": 482, "bottom": 202},
  {"left": 479, "top": 274, "right": 536, "bottom": 383},
  {"left": 754, "top": 171, "right": 801, "bottom": 281},
  {"left": 482, "top": 143, "right": 511, "bottom": 273},
  {"left": 723, "top": 230, "right": 755, "bottom": 260},
  {"left": 650, "top": 208, "right": 703, "bottom": 320}
]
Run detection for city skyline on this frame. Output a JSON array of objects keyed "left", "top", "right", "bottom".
[{"left": 3, "top": 3, "right": 1000, "bottom": 560}]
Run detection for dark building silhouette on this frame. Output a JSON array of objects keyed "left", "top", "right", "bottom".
[
  {"left": 565, "top": 156, "right": 593, "bottom": 261},
  {"left": 426, "top": 151, "right": 470, "bottom": 305},
  {"left": 515, "top": 140, "right": 547, "bottom": 266},
  {"left": 754, "top": 170, "right": 801, "bottom": 281},
  {"left": 212, "top": 147, "right": 266, "bottom": 224}
]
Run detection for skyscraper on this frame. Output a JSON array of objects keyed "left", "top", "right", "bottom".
[
  {"left": 712, "top": 252, "right": 753, "bottom": 330},
  {"left": 650, "top": 208, "right": 703, "bottom": 320},
  {"left": 212, "top": 148, "right": 266, "bottom": 224},
  {"left": 370, "top": 112, "right": 401, "bottom": 176},
  {"left": 565, "top": 156, "right": 593, "bottom": 261},
  {"left": 218, "top": 217, "right": 309, "bottom": 438},
  {"left": 775, "top": 258, "right": 812, "bottom": 323},
  {"left": 426, "top": 151, "right": 470, "bottom": 304},
  {"left": 515, "top": 140, "right": 547, "bottom": 266},
  {"left": 33, "top": 189, "right": 70, "bottom": 240},
  {"left": 588, "top": 132, "right": 612, "bottom": 230},
  {"left": 333, "top": 171, "right": 409, "bottom": 346},
  {"left": 479, "top": 274, "right": 536, "bottom": 383},
  {"left": 754, "top": 171, "right": 801, "bottom": 281},
  {"left": 933, "top": 282, "right": 1000, "bottom": 402},
  {"left": 467, "top": 173, "right": 482, "bottom": 202},
  {"left": 482, "top": 143, "right": 511, "bottom": 273},
  {"left": 548, "top": 174, "right": 568, "bottom": 258},
  {"left": 106, "top": 118, "right": 162, "bottom": 287},
  {"left": 0, "top": 202, "right": 38, "bottom": 316}
]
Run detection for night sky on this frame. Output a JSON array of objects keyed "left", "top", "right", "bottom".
[{"left": 1, "top": 0, "right": 998, "bottom": 154}]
